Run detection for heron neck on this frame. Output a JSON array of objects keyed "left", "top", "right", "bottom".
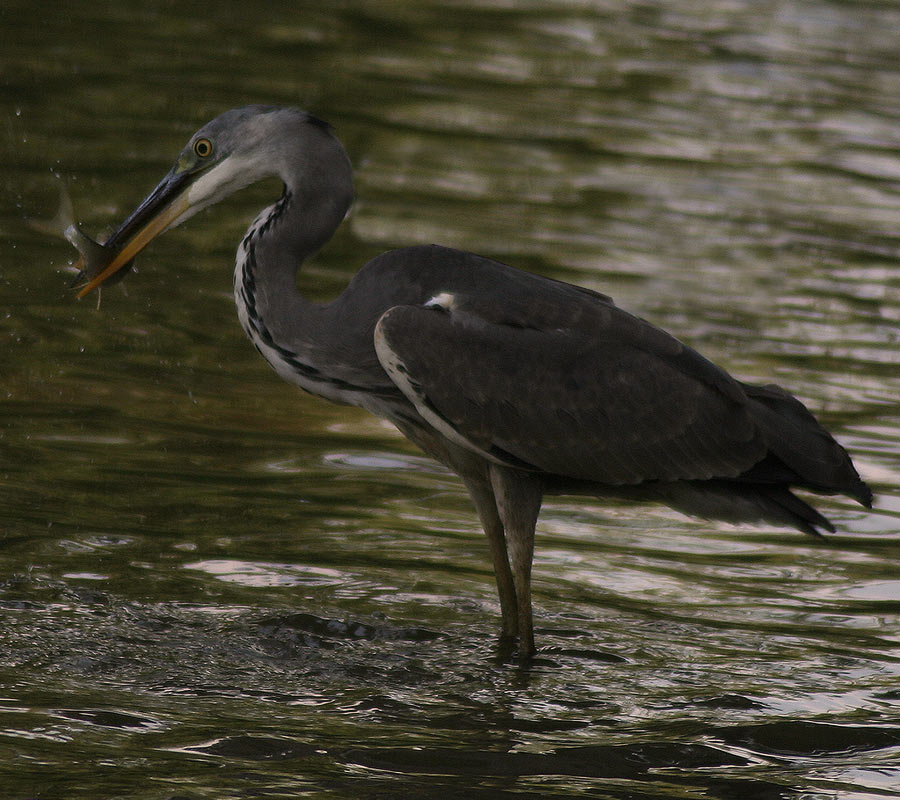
[{"left": 233, "top": 188, "right": 335, "bottom": 383}]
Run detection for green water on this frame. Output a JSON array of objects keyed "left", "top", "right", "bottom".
[{"left": 2, "top": 1, "right": 899, "bottom": 798}]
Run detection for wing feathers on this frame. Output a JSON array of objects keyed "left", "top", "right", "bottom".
[
  {"left": 364, "top": 245, "right": 869, "bottom": 526},
  {"left": 375, "top": 303, "right": 767, "bottom": 485}
]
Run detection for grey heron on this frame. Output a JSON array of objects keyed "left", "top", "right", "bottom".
[{"left": 76, "top": 105, "right": 872, "bottom": 658}]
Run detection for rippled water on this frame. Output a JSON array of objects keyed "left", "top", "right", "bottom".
[{"left": 2, "top": 1, "right": 899, "bottom": 798}]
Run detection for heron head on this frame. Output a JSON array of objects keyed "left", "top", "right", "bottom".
[{"left": 76, "top": 106, "right": 336, "bottom": 298}]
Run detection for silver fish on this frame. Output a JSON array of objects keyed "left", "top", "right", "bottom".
[
  {"left": 30, "top": 181, "right": 129, "bottom": 289},
  {"left": 63, "top": 223, "right": 118, "bottom": 284}
]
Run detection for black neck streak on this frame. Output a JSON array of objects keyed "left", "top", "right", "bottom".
[{"left": 236, "top": 192, "right": 395, "bottom": 399}]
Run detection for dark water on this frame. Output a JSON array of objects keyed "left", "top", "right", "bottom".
[{"left": 2, "top": 1, "right": 899, "bottom": 797}]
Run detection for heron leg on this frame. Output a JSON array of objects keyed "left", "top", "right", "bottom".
[
  {"left": 391, "top": 422, "right": 540, "bottom": 653},
  {"left": 462, "top": 476, "right": 519, "bottom": 641},
  {"left": 489, "top": 464, "right": 543, "bottom": 658}
]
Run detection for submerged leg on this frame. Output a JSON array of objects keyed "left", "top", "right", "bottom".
[
  {"left": 489, "top": 464, "right": 543, "bottom": 658},
  {"left": 394, "top": 422, "right": 542, "bottom": 655},
  {"left": 462, "top": 475, "right": 519, "bottom": 641}
]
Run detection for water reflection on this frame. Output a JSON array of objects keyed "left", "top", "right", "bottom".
[{"left": 2, "top": 0, "right": 899, "bottom": 797}]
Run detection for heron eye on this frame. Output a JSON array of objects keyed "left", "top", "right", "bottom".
[{"left": 193, "top": 138, "right": 213, "bottom": 158}]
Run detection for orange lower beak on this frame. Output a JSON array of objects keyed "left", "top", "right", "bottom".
[{"left": 76, "top": 169, "right": 192, "bottom": 299}]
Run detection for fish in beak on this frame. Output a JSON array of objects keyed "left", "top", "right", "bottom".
[
  {"left": 75, "top": 169, "right": 194, "bottom": 298},
  {"left": 58, "top": 111, "right": 276, "bottom": 297},
  {"left": 28, "top": 181, "right": 125, "bottom": 287}
]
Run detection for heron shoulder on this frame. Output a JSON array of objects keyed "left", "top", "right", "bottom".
[{"left": 347, "top": 244, "right": 618, "bottom": 329}]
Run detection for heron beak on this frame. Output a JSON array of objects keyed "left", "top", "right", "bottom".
[{"left": 76, "top": 169, "right": 193, "bottom": 299}]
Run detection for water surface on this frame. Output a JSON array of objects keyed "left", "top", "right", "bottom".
[{"left": 1, "top": 1, "right": 899, "bottom": 798}]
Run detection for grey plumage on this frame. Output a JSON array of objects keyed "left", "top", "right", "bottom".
[{"left": 79, "top": 106, "right": 873, "bottom": 657}]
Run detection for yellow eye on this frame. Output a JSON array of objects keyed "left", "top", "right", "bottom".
[{"left": 193, "top": 137, "right": 213, "bottom": 158}]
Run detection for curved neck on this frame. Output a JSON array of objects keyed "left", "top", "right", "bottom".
[
  {"left": 232, "top": 179, "right": 353, "bottom": 399},
  {"left": 234, "top": 121, "right": 353, "bottom": 323},
  {"left": 230, "top": 116, "right": 357, "bottom": 399},
  {"left": 234, "top": 190, "right": 316, "bottom": 355}
]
